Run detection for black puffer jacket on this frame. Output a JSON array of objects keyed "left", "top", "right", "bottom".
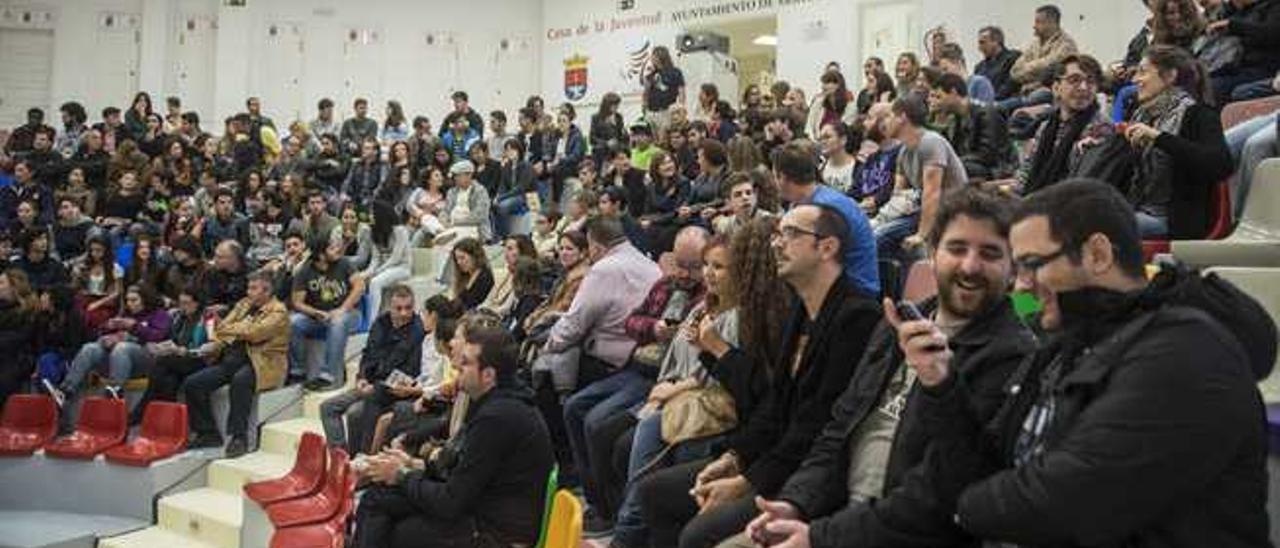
[
  {"left": 779, "top": 297, "right": 1035, "bottom": 548},
  {"left": 922, "top": 270, "right": 1275, "bottom": 548}
]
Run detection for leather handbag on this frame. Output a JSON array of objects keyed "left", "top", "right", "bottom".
[{"left": 660, "top": 384, "right": 738, "bottom": 445}]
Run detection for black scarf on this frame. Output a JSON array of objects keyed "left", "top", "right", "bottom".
[{"left": 1025, "top": 102, "right": 1099, "bottom": 195}]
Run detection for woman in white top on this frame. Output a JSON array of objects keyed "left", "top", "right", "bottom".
[
  {"left": 361, "top": 199, "right": 412, "bottom": 317},
  {"left": 406, "top": 165, "right": 448, "bottom": 246},
  {"left": 819, "top": 121, "right": 858, "bottom": 195}
]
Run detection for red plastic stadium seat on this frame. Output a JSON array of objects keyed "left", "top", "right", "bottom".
[
  {"left": 44, "top": 397, "right": 127, "bottom": 460},
  {"left": 266, "top": 448, "right": 351, "bottom": 528},
  {"left": 105, "top": 402, "right": 188, "bottom": 467},
  {"left": 0, "top": 395, "right": 58, "bottom": 456},
  {"left": 268, "top": 476, "right": 356, "bottom": 548},
  {"left": 245, "top": 432, "right": 327, "bottom": 505},
  {"left": 1142, "top": 180, "right": 1234, "bottom": 263}
]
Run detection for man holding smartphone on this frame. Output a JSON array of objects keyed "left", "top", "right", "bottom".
[
  {"left": 741, "top": 186, "right": 1035, "bottom": 548},
  {"left": 759, "top": 180, "right": 1273, "bottom": 546}
]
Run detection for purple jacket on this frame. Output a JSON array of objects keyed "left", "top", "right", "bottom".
[{"left": 106, "top": 308, "right": 172, "bottom": 344}]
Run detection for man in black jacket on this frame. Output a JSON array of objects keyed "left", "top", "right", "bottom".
[
  {"left": 741, "top": 187, "right": 1035, "bottom": 548},
  {"left": 975, "top": 26, "right": 1022, "bottom": 101},
  {"left": 804, "top": 179, "right": 1272, "bottom": 548},
  {"left": 927, "top": 73, "right": 1011, "bottom": 181},
  {"left": 320, "top": 285, "right": 424, "bottom": 454},
  {"left": 358, "top": 325, "right": 554, "bottom": 548},
  {"left": 996, "top": 55, "right": 1132, "bottom": 196},
  {"left": 636, "top": 203, "right": 881, "bottom": 548}
]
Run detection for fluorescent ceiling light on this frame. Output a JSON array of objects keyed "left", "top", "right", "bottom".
[{"left": 752, "top": 35, "right": 777, "bottom": 46}]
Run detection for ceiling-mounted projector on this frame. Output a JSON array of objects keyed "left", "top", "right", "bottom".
[{"left": 676, "top": 31, "right": 730, "bottom": 54}]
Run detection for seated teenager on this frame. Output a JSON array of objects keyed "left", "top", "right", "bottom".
[
  {"left": 360, "top": 199, "right": 412, "bottom": 317},
  {"left": 184, "top": 271, "right": 289, "bottom": 458},
  {"left": 54, "top": 284, "right": 171, "bottom": 426},
  {"left": 320, "top": 284, "right": 424, "bottom": 455},
  {"left": 70, "top": 234, "right": 122, "bottom": 333},
  {"left": 289, "top": 232, "right": 366, "bottom": 391},
  {"left": 13, "top": 226, "right": 68, "bottom": 291},
  {"left": 354, "top": 325, "right": 554, "bottom": 548},
  {"left": 131, "top": 285, "right": 208, "bottom": 425}
]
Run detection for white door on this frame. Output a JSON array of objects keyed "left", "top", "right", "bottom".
[
  {"left": 859, "top": 1, "right": 921, "bottom": 87},
  {"left": 91, "top": 12, "right": 142, "bottom": 116},
  {"left": 253, "top": 21, "right": 305, "bottom": 125},
  {"left": 167, "top": 15, "right": 217, "bottom": 121},
  {"left": 0, "top": 28, "right": 54, "bottom": 128}
]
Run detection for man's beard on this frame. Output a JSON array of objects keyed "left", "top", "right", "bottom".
[{"left": 937, "top": 270, "right": 1000, "bottom": 319}]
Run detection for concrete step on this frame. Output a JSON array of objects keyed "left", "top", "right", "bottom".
[
  {"left": 100, "top": 526, "right": 219, "bottom": 548},
  {"left": 206, "top": 451, "right": 294, "bottom": 495},
  {"left": 260, "top": 417, "right": 325, "bottom": 456},
  {"left": 156, "top": 487, "right": 242, "bottom": 548}
]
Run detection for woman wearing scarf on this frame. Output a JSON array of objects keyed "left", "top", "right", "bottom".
[{"left": 1123, "top": 45, "right": 1232, "bottom": 238}]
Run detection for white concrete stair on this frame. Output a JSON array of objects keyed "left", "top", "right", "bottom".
[
  {"left": 100, "top": 317, "right": 391, "bottom": 548},
  {"left": 156, "top": 487, "right": 243, "bottom": 548},
  {"left": 99, "top": 526, "right": 219, "bottom": 548}
]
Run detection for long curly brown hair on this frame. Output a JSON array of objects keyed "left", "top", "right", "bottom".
[
  {"left": 1151, "top": 0, "right": 1205, "bottom": 48},
  {"left": 730, "top": 216, "right": 791, "bottom": 378}
]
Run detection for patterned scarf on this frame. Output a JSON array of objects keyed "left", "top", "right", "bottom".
[{"left": 1128, "top": 88, "right": 1196, "bottom": 211}]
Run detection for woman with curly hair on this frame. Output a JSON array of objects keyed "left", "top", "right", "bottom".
[{"left": 611, "top": 218, "right": 792, "bottom": 547}]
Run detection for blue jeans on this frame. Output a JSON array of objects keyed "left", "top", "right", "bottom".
[
  {"left": 289, "top": 310, "right": 360, "bottom": 384},
  {"left": 1226, "top": 113, "right": 1279, "bottom": 219},
  {"left": 60, "top": 341, "right": 152, "bottom": 393},
  {"left": 613, "top": 410, "right": 720, "bottom": 546},
  {"left": 997, "top": 88, "right": 1054, "bottom": 115},
  {"left": 493, "top": 194, "right": 527, "bottom": 238},
  {"left": 874, "top": 213, "right": 919, "bottom": 264},
  {"left": 563, "top": 366, "right": 653, "bottom": 512},
  {"left": 1136, "top": 211, "right": 1169, "bottom": 238}
]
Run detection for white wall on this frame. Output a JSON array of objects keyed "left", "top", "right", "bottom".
[
  {"left": 2, "top": 0, "right": 542, "bottom": 132},
  {"left": 537, "top": 0, "right": 1149, "bottom": 120}
]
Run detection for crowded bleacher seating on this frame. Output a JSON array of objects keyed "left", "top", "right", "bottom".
[{"left": 2, "top": 1, "right": 1280, "bottom": 546}]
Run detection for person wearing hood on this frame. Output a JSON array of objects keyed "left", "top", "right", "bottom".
[
  {"left": 814, "top": 179, "right": 1273, "bottom": 548},
  {"left": 356, "top": 325, "right": 554, "bottom": 548}
]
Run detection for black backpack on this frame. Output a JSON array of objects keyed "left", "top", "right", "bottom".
[{"left": 1147, "top": 262, "right": 1278, "bottom": 381}]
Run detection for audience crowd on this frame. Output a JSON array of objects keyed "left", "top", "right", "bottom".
[{"left": 0, "top": 2, "right": 1278, "bottom": 547}]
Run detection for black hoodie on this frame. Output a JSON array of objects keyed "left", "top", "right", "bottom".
[{"left": 399, "top": 383, "right": 554, "bottom": 546}]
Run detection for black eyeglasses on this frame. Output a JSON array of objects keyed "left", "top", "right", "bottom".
[
  {"left": 1015, "top": 247, "right": 1070, "bottom": 275},
  {"left": 774, "top": 225, "right": 828, "bottom": 242}
]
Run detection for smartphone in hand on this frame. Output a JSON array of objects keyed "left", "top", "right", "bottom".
[
  {"left": 895, "top": 300, "right": 946, "bottom": 352},
  {"left": 895, "top": 300, "right": 926, "bottom": 321}
]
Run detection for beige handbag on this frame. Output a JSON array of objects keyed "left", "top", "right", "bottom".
[{"left": 660, "top": 385, "right": 738, "bottom": 445}]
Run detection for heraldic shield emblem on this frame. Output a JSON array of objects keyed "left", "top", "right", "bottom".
[{"left": 564, "top": 54, "right": 589, "bottom": 101}]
